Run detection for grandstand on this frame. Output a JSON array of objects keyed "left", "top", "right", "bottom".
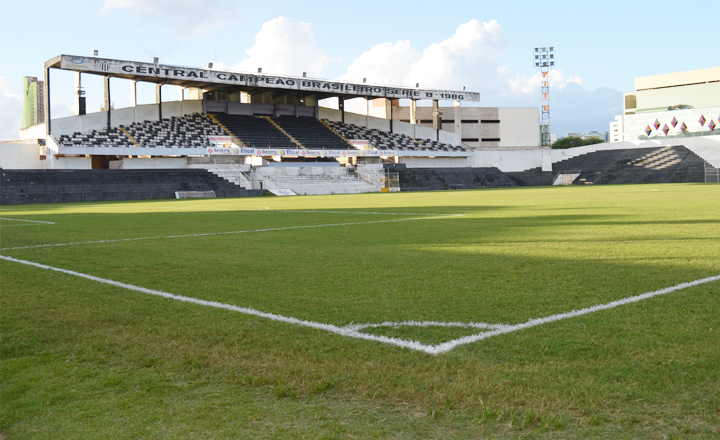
[{"left": 2, "top": 54, "right": 718, "bottom": 205}]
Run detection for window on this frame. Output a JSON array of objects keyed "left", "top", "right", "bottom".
[
  {"left": 481, "top": 120, "right": 500, "bottom": 123},
  {"left": 461, "top": 119, "right": 479, "bottom": 123},
  {"left": 462, "top": 138, "right": 479, "bottom": 142},
  {"left": 482, "top": 138, "right": 501, "bottom": 142}
]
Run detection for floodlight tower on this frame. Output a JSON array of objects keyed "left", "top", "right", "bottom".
[{"left": 533, "top": 46, "right": 555, "bottom": 147}]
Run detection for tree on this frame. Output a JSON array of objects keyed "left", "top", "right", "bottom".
[{"left": 551, "top": 136, "right": 604, "bottom": 149}]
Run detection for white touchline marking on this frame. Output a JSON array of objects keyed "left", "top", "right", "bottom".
[
  {"left": 2, "top": 254, "right": 718, "bottom": 355},
  {"left": 0, "top": 214, "right": 462, "bottom": 251},
  {"left": 0, "top": 217, "right": 55, "bottom": 225}
]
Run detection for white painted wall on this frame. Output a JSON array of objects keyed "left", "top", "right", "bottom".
[
  {"left": 19, "top": 123, "right": 46, "bottom": 141},
  {"left": 469, "top": 149, "right": 544, "bottom": 172},
  {"left": 119, "top": 157, "right": 188, "bottom": 169},
  {"left": 45, "top": 155, "right": 92, "bottom": 170},
  {"left": 399, "top": 157, "right": 469, "bottom": 168},
  {"left": 498, "top": 107, "right": 540, "bottom": 148},
  {"left": 0, "top": 143, "right": 44, "bottom": 169}
]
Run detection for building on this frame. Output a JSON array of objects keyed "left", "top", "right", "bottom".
[
  {"left": 617, "top": 66, "right": 720, "bottom": 141},
  {"left": 369, "top": 99, "right": 539, "bottom": 150},
  {"left": 609, "top": 116, "right": 623, "bottom": 142},
  {"left": 22, "top": 77, "right": 45, "bottom": 129}
]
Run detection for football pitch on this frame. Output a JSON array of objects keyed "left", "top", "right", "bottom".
[{"left": 2, "top": 184, "right": 719, "bottom": 439}]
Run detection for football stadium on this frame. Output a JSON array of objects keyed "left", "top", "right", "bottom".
[{"left": 2, "top": 53, "right": 720, "bottom": 439}]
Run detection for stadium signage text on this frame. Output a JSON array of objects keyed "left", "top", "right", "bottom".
[
  {"left": 59, "top": 55, "right": 480, "bottom": 102},
  {"left": 205, "top": 147, "right": 396, "bottom": 157}
]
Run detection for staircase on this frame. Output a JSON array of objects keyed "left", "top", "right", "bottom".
[{"left": 254, "top": 167, "right": 378, "bottom": 195}]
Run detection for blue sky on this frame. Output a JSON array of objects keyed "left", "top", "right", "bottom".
[{"left": 0, "top": 0, "right": 714, "bottom": 141}]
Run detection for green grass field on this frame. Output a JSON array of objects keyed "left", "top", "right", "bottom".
[{"left": 2, "top": 183, "right": 719, "bottom": 439}]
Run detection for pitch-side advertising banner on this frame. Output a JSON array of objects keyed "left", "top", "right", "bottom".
[
  {"left": 205, "top": 147, "right": 397, "bottom": 157},
  {"left": 60, "top": 55, "right": 480, "bottom": 102}
]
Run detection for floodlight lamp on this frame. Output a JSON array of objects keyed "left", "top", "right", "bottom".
[
  {"left": 208, "top": 63, "right": 213, "bottom": 68},
  {"left": 153, "top": 57, "right": 159, "bottom": 64},
  {"left": 93, "top": 50, "right": 98, "bottom": 56},
  {"left": 550, "top": 62, "right": 555, "bottom": 66},
  {"left": 257, "top": 67, "right": 262, "bottom": 73},
  {"left": 463, "top": 86, "right": 465, "bottom": 90},
  {"left": 535, "top": 62, "right": 539, "bottom": 66},
  {"left": 363, "top": 78, "right": 366, "bottom": 83},
  {"left": 416, "top": 83, "right": 419, "bottom": 87},
  {"left": 542, "top": 47, "right": 546, "bottom": 51},
  {"left": 535, "top": 48, "right": 538, "bottom": 51},
  {"left": 543, "top": 54, "right": 546, "bottom": 58},
  {"left": 302, "top": 72, "right": 307, "bottom": 77},
  {"left": 535, "top": 55, "right": 539, "bottom": 59},
  {"left": 550, "top": 47, "right": 554, "bottom": 51}
]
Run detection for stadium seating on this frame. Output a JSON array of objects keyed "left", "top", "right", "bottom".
[
  {"left": 554, "top": 146, "right": 706, "bottom": 185},
  {"left": 0, "top": 168, "right": 264, "bottom": 205},
  {"left": 384, "top": 165, "right": 516, "bottom": 191},
  {"left": 324, "top": 120, "right": 468, "bottom": 152},
  {"left": 57, "top": 113, "right": 226, "bottom": 148},
  {"left": 273, "top": 116, "right": 350, "bottom": 150},
  {"left": 210, "top": 114, "right": 297, "bottom": 150},
  {"left": 124, "top": 113, "right": 225, "bottom": 148},
  {"left": 58, "top": 127, "right": 134, "bottom": 148}
]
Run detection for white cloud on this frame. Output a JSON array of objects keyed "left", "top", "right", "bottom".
[
  {"left": 230, "top": 17, "right": 334, "bottom": 77},
  {"left": 0, "top": 76, "right": 22, "bottom": 142},
  {"left": 340, "top": 19, "right": 509, "bottom": 91},
  {"left": 102, "top": 0, "right": 238, "bottom": 34},
  {"left": 341, "top": 40, "right": 421, "bottom": 85},
  {"left": 501, "top": 68, "right": 584, "bottom": 98}
]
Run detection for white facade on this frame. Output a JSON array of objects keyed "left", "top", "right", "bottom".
[
  {"left": 616, "top": 66, "right": 720, "bottom": 142},
  {"left": 610, "top": 116, "right": 623, "bottom": 143},
  {"left": 390, "top": 105, "right": 539, "bottom": 150}
]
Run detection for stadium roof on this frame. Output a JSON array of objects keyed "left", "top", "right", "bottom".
[{"left": 46, "top": 55, "right": 480, "bottom": 102}]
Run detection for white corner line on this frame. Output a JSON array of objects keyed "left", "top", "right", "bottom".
[
  {"left": 0, "top": 214, "right": 462, "bottom": 251},
  {"left": 2, "top": 254, "right": 716, "bottom": 355}
]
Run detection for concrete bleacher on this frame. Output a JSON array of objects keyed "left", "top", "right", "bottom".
[
  {"left": 124, "top": 113, "right": 225, "bottom": 148},
  {"left": 0, "top": 168, "right": 264, "bottom": 205},
  {"left": 211, "top": 113, "right": 297, "bottom": 150},
  {"left": 254, "top": 165, "right": 379, "bottom": 195},
  {"left": 325, "top": 120, "right": 467, "bottom": 152},
  {"left": 274, "top": 116, "right": 351, "bottom": 150},
  {"left": 385, "top": 165, "right": 517, "bottom": 191},
  {"left": 552, "top": 146, "right": 707, "bottom": 185},
  {"left": 57, "top": 113, "right": 225, "bottom": 149}
]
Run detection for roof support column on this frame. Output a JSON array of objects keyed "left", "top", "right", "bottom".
[
  {"left": 75, "top": 72, "right": 86, "bottom": 116},
  {"left": 432, "top": 99, "right": 441, "bottom": 141},
  {"left": 104, "top": 76, "right": 111, "bottom": 130},
  {"left": 44, "top": 65, "right": 51, "bottom": 136},
  {"left": 130, "top": 81, "right": 137, "bottom": 107},
  {"left": 366, "top": 97, "right": 370, "bottom": 128},
  {"left": 386, "top": 98, "right": 393, "bottom": 133},
  {"left": 339, "top": 97, "right": 345, "bottom": 124},
  {"left": 410, "top": 100, "right": 417, "bottom": 125},
  {"left": 156, "top": 84, "right": 162, "bottom": 121},
  {"left": 454, "top": 100, "right": 462, "bottom": 141}
]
